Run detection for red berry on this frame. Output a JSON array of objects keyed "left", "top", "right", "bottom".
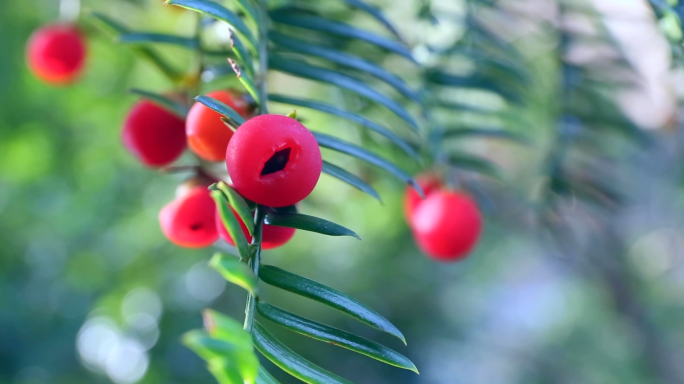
[
  {"left": 215, "top": 208, "right": 296, "bottom": 250},
  {"left": 226, "top": 115, "right": 322, "bottom": 207},
  {"left": 159, "top": 187, "right": 218, "bottom": 248},
  {"left": 186, "top": 90, "right": 252, "bottom": 161},
  {"left": 411, "top": 191, "right": 482, "bottom": 261},
  {"left": 262, "top": 224, "right": 297, "bottom": 249},
  {"left": 403, "top": 173, "right": 443, "bottom": 222},
  {"left": 26, "top": 24, "right": 86, "bottom": 85},
  {"left": 122, "top": 100, "right": 187, "bottom": 167}
]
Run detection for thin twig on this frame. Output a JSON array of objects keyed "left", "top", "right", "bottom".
[{"left": 243, "top": 205, "right": 265, "bottom": 332}]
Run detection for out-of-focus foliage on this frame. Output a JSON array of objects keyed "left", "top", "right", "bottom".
[{"left": 2, "top": 0, "right": 684, "bottom": 384}]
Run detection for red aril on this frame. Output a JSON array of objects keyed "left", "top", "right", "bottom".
[
  {"left": 186, "top": 90, "right": 252, "bottom": 161},
  {"left": 411, "top": 190, "right": 482, "bottom": 261},
  {"left": 26, "top": 24, "right": 86, "bottom": 85},
  {"left": 159, "top": 187, "right": 218, "bottom": 248},
  {"left": 403, "top": 173, "right": 443, "bottom": 222},
  {"left": 122, "top": 100, "right": 187, "bottom": 167},
  {"left": 226, "top": 114, "right": 322, "bottom": 207}
]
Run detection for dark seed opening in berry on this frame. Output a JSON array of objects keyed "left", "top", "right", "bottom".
[
  {"left": 260, "top": 148, "right": 291, "bottom": 176},
  {"left": 189, "top": 223, "right": 203, "bottom": 231}
]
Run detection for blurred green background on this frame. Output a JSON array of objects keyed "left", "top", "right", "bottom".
[{"left": 2, "top": 0, "right": 684, "bottom": 384}]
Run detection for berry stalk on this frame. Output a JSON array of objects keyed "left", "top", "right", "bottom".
[
  {"left": 243, "top": 205, "right": 265, "bottom": 332},
  {"left": 244, "top": 2, "right": 271, "bottom": 332}
]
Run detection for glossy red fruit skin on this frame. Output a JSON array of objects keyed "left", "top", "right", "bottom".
[
  {"left": 411, "top": 191, "right": 482, "bottom": 261},
  {"left": 215, "top": 209, "right": 296, "bottom": 250},
  {"left": 262, "top": 225, "right": 297, "bottom": 249},
  {"left": 226, "top": 115, "right": 322, "bottom": 207},
  {"left": 159, "top": 187, "right": 218, "bottom": 248},
  {"left": 26, "top": 24, "right": 86, "bottom": 85},
  {"left": 186, "top": 90, "right": 251, "bottom": 161},
  {"left": 122, "top": 100, "right": 187, "bottom": 167},
  {"left": 403, "top": 173, "right": 443, "bottom": 222}
]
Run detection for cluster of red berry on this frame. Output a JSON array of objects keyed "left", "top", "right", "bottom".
[
  {"left": 404, "top": 174, "right": 482, "bottom": 262},
  {"left": 26, "top": 22, "right": 482, "bottom": 261},
  {"left": 25, "top": 24, "right": 319, "bottom": 250},
  {"left": 141, "top": 96, "right": 322, "bottom": 250}
]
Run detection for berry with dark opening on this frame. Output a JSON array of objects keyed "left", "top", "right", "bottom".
[
  {"left": 186, "top": 90, "right": 252, "bottom": 161},
  {"left": 226, "top": 115, "right": 322, "bottom": 207},
  {"left": 411, "top": 191, "right": 482, "bottom": 261},
  {"left": 122, "top": 100, "right": 187, "bottom": 167},
  {"left": 159, "top": 187, "right": 218, "bottom": 248},
  {"left": 26, "top": 24, "right": 86, "bottom": 85},
  {"left": 403, "top": 173, "right": 443, "bottom": 222},
  {"left": 215, "top": 207, "right": 296, "bottom": 250}
]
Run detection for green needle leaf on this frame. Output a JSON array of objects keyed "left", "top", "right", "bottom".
[
  {"left": 221, "top": 117, "right": 239, "bottom": 132},
  {"left": 321, "top": 161, "right": 381, "bottom": 202},
  {"left": 184, "top": 330, "right": 243, "bottom": 360},
  {"left": 257, "top": 301, "right": 418, "bottom": 373},
  {"left": 269, "top": 56, "right": 419, "bottom": 130},
  {"left": 443, "top": 46, "right": 530, "bottom": 85},
  {"left": 259, "top": 265, "right": 406, "bottom": 343},
  {"left": 443, "top": 127, "right": 529, "bottom": 144},
  {"left": 229, "top": 30, "right": 255, "bottom": 78},
  {"left": 426, "top": 70, "right": 522, "bottom": 104},
  {"left": 216, "top": 182, "right": 254, "bottom": 235},
  {"left": 435, "top": 100, "right": 503, "bottom": 115},
  {"left": 211, "top": 191, "right": 250, "bottom": 257},
  {"left": 128, "top": 88, "right": 189, "bottom": 118},
  {"left": 195, "top": 95, "right": 247, "bottom": 125},
  {"left": 270, "top": 12, "right": 415, "bottom": 63},
  {"left": 269, "top": 32, "right": 419, "bottom": 102},
  {"left": 257, "top": 366, "right": 282, "bottom": 384},
  {"left": 183, "top": 330, "right": 258, "bottom": 384},
  {"left": 207, "top": 359, "right": 247, "bottom": 384},
  {"left": 448, "top": 153, "right": 502, "bottom": 179},
  {"left": 166, "top": 0, "right": 257, "bottom": 50},
  {"left": 202, "top": 65, "right": 239, "bottom": 82},
  {"left": 253, "top": 322, "right": 354, "bottom": 384},
  {"left": 268, "top": 94, "right": 418, "bottom": 158},
  {"left": 203, "top": 309, "right": 253, "bottom": 349},
  {"left": 228, "top": 59, "right": 261, "bottom": 104},
  {"left": 232, "top": 0, "right": 259, "bottom": 26},
  {"left": 119, "top": 32, "right": 199, "bottom": 49},
  {"left": 88, "top": 12, "right": 182, "bottom": 81},
  {"left": 314, "top": 132, "right": 423, "bottom": 198},
  {"left": 340, "top": 0, "right": 405, "bottom": 42},
  {"left": 264, "top": 211, "right": 360, "bottom": 240},
  {"left": 209, "top": 253, "right": 258, "bottom": 296}
]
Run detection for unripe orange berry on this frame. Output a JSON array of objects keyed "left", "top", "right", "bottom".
[{"left": 186, "top": 90, "right": 252, "bottom": 161}]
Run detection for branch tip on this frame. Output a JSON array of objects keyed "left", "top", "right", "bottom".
[{"left": 227, "top": 58, "right": 242, "bottom": 78}]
